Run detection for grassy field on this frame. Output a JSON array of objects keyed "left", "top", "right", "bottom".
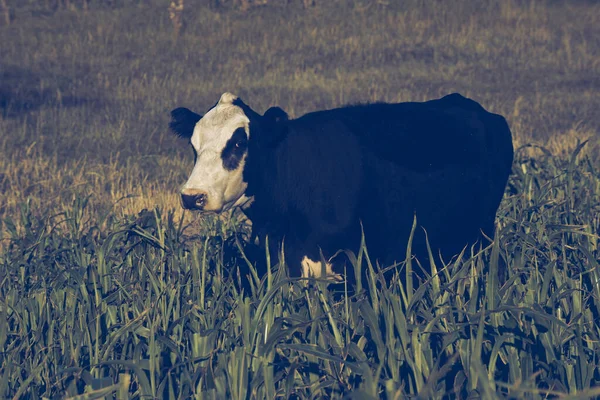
[{"left": 1, "top": 0, "right": 600, "bottom": 398}]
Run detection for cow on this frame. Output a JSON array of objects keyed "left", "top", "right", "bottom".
[{"left": 169, "top": 92, "right": 513, "bottom": 283}]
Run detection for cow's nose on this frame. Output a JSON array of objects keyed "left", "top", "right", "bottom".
[{"left": 180, "top": 190, "right": 207, "bottom": 210}]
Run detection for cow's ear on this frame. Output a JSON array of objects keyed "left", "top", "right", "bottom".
[
  {"left": 259, "top": 122, "right": 288, "bottom": 148},
  {"left": 263, "top": 107, "right": 288, "bottom": 123},
  {"left": 257, "top": 106, "right": 289, "bottom": 147},
  {"left": 169, "top": 107, "right": 202, "bottom": 139}
]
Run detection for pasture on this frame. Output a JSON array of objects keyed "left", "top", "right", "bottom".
[{"left": 1, "top": 0, "right": 599, "bottom": 398}]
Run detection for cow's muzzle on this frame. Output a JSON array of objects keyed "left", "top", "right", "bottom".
[{"left": 181, "top": 189, "right": 208, "bottom": 210}]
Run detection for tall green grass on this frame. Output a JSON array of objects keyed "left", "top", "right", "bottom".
[{"left": 1, "top": 147, "right": 599, "bottom": 398}]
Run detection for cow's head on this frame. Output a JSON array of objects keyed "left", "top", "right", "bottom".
[{"left": 169, "top": 92, "right": 287, "bottom": 213}]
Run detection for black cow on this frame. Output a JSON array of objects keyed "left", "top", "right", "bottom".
[{"left": 170, "top": 92, "right": 513, "bottom": 281}]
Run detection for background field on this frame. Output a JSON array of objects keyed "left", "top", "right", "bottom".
[{"left": 1, "top": 0, "right": 599, "bottom": 398}]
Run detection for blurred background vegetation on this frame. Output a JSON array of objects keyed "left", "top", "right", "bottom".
[{"left": 0, "top": 0, "right": 598, "bottom": 230}]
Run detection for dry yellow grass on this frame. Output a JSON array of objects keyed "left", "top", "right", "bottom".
[
  {"left": 514, "top": 124, "right": 600, "bottom": 161},
  {"left": 0, "top": 149, "right": 193, "bottom": 243}
]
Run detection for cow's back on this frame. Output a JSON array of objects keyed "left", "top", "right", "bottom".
[{"left": 250, "top": 93, "right": 513, "bottom": 276}]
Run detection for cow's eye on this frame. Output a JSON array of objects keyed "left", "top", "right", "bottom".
[{"left": 221, "top": 128, "right": 248, "bottom": 171}]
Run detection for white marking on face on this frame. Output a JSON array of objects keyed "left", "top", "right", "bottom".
[
  {"left": 301, "top": 256, "right": 343, "bottom": 282},
  {"left": 181, "top": 93, "right": 251, "bottom": 212}
]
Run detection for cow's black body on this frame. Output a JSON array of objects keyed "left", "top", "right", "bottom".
[{"left": 237, "top": 93, "right": 513, "bottom": 277}]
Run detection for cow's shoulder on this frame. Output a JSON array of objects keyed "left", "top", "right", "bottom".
[{"left": 248, "top": 110, "right": 364, "bottom": 235}]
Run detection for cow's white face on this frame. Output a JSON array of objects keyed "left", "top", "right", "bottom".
[{"left": 178, "top": 93, "right": 252, "bottom": 213}]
